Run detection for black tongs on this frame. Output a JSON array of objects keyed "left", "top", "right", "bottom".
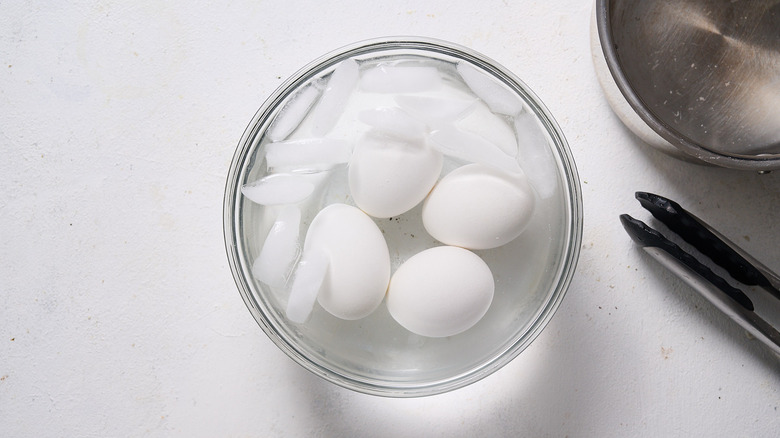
[{"left": 620, "top": 192, "right": 780, "bottom": 356}]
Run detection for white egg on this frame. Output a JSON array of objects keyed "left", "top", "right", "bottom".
[
  {"left": 348, "top": 131, "right": 443, "bottom": 218},
  {"left": 422, "top": 163, "right": 536, "bottom": 250},
  {"left": 304, "top": 203, "right": 391, "bottom": 320},
  {"left": 386, "top": 246, "right": 494, "bottom": 337}
]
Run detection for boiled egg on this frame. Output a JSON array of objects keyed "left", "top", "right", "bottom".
[
  {"left": 422, "top": 163, "right": 535, "bottom": 250},
  {"left": 348, "top": 131, "right": 442, "bottom": 219},
  {"left": 302, "top": 203, "right": 391, "bottom": 320},
  {"left": 386, "top": 246, "right": 494, "bottom": 337}
]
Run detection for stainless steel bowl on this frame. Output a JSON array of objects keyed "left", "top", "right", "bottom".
[{"left": 592, "top": 0, "right": 780, "bottom": 171}]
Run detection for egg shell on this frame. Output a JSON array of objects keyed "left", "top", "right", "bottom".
[
  {"left": 386, "top": 246, "right": 494, "bottom": 338},
  {"left": 348, "top": 131, "right": 443, "bottom": 219},
  {"left": 304, "top": 203, "right": 391, "bottom": 320},
  {"left": 422, "top": 163, "right": 536, "bottom": 250}
]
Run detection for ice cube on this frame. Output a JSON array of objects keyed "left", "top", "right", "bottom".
[
  {"left": 394, "top": 95, "right": 476, "bottom": 128},
  {"left": 456, "top": 62, "right": 523, "bottom": 117},
  {"left": 360, "top": 64, "right": 441, "bottom": 93},
  {"left": 429, "top": 126, "right": 522, "bottom": 174},
  {"left": 286, "top": 248, "right": 330, "bottom": 323},
  {"left": 267, "top": 82, "right": 323, "bottom": 142},
  {"left": 457, "top": 102, "right": 518, "bottom": 157},
  {"left": 241, "top": 173, "right": 315, "bottom": 205},
  {"left": 513, "top": 110, "right": 557, "bottom": 199},
  {"left": 251, "top": 205, "right": 302, "bottom": 288},
  {"left": 357, "top": 107, "right": 427, "bottom": 140},
  {"left": 309, "top": 59, "right": 360, "bottom": 136},
  {"left": 265, "top": 138, "right": 352, "bottom": 172}
]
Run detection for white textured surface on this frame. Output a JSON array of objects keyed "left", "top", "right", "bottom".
[{"left": 2, "top": 1, "right": 779, "bottom": 436}]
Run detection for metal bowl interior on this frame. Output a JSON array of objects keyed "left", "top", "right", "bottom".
[{"left": 596, "top": 0, "right": 780, "bottom": 170}]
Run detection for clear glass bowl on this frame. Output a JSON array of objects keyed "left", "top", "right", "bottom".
[{"left": 224, "top": 37, "right": 582, "bottom": 397}]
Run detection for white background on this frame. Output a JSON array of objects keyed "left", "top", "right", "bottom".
[{"left": 2, "top": 1, "right": 779, "bottom": 436}]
